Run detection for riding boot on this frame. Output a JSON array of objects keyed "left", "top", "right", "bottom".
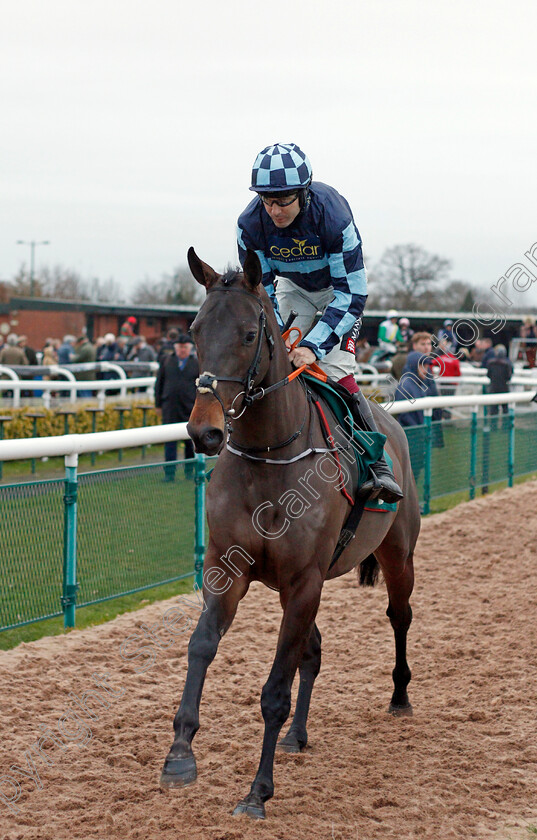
[{"left": 350, "top": 391, "right": 404, "bottom": 504}]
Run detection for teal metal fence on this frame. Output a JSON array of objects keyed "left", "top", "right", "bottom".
[{"left": 0, "top": 409, "right": 536, "bottom": 633}]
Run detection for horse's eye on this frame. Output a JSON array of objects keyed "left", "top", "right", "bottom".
[{"left": 244, "top": 331, "right": 257, "bottom": 344}]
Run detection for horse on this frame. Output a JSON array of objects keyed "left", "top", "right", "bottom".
[{"left": 159, "top": 248, "right": 421, "bottom": 820}]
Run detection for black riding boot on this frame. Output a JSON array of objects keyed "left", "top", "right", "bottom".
[{"left": 350, "top": 391, "right": 404, "bottom": 504}]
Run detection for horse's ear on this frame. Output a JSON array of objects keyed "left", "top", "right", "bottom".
[
  {"left": 243, "top": 249, "right": 262, "bottom": 290},
  {"left": 187, "top": 247, "right": 219, "bottom": 289}
]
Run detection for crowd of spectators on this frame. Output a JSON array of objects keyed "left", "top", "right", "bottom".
[{"left": 0, "top": 324, "right": 164, "bottom": 372}]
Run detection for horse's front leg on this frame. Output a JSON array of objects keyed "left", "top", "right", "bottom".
[
  {"left": 160, "top": 552, "right": 248, "bottom": 789},
  {"left": 233, "top": 573, "right": 323, "bottom": 820}
]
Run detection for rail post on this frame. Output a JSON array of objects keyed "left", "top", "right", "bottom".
[
  {"left": 469, "top": 407, "right": 478, "bottom": 500},
  {"left": 423, "top": 408, "right": 433, "bottom": 515},
  {"left": 482, "top": 404, "right": 490, "bottom": 495},
  {"left": 507, "top": 405, "right": 515, "bottom": 488},
  {"left": 62, "top": 452, "right": 79, "bottom": 628},
  {"left": 194, "top": 453, "right": 206, "bottom": 590}
]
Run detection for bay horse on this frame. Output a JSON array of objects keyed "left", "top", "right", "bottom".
[{"left": 160, "top": 248, "right": 420, "bottom": 820}]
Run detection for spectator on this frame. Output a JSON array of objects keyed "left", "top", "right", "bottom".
[
  {"left": 398, "top": 317, "right": 413, "bottom": 345},
  {"left": 128, "top": 336, "right": 157, "bottom": 362},
  {"left": 99, "top": 333, "right": 124, "bottom": 382},
  {"left": 377, "top": 310, "right": 402, "bottom": 349},
  {"left": 0, "top": 334, "right": 28, "bottom": 365},
  {"left": 95, "top": 336, "right": 107, "bottom": 361},
  {"left": 486, "top": 345, "right": 513, "bottom": 424},
  {"left": 394, "top": 350, "right": 444, "bottom": 479},
  {"left": 73, "top": 335, "right": 97, "bottom": 398},
  {"left": 116, "top": 337, "right": 129, "bottom": 360},
  {"left": 432, "top": 338, "right": 461, "bottom": 400},
  {"left": 58, "top": 335, "right": 76, "bottom": 364},
  {"left": 520, "top": 317, "right": 537, "bottom": 368},
  {"left": 154, "top": 334, "right": 199, "bottom": 482},
  {"left": 157, "top": 328, "right": 180, "bottom": 364},
  {"left": 42, "top": 341, "right": 58, "bottom": 367},
  {"left": 100, "top": 333, "right": 124, "bottom": 363},
  {"left": 395, "top": 351, "right": 442, "bottom": 427},
  {"left": 120, "top": 316, "right": 138, "bottom": 339},
  {"left": 437, "top": 319, "right": 456, "bottom": 351},
  {"left": 16, "top": 334, "right": 38, "bottom": 396},
  {"left": 390, "top": 318, "right": 418, "bottom": 379},
  {"left": 410, "top": 331, "right": 433, "bottom": 356},
  {"left": 480, "top": 337, "right": 495, "bottom": 368},
  {"left": 18, "top": 335, "right": 38, "bottom": 365}
]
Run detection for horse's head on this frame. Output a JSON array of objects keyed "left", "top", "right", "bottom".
[{"left": 186, "top": 247, "right": 275, "bottom": 456}]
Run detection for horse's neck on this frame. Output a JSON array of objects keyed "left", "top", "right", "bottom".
[{"left": 230, "top": 335, "right": 308, "bottom": 452}]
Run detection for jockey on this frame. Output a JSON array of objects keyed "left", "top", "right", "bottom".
[
  {"left": 237, "top": 143, "right": 403, "bottom": 503},
  {"left": 377, "top": 310, "right": 402, "bottom": 348}
]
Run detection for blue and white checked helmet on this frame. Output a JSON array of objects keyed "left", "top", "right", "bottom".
[{"left": 250, "top": 143, "right": 313, "bottom": 193}]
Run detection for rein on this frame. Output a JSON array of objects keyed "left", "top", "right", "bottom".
[{"left": 194, "top": 284, "right": 337, "bottom": 466}]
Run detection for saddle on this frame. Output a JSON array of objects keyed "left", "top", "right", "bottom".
[{"left": 301, "top": 373, "right": 397, "bottom": 512}]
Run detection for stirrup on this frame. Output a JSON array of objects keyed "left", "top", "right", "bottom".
[{"left": 357, "top": 468, "right": 383, "bottom": 500}]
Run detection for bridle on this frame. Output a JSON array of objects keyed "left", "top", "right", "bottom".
[
  {"left": 194, "top": 283, "right": 349, "bottom": 468},
  {"left": 194, "top": 286, "right": 275, "bottom": 423}
]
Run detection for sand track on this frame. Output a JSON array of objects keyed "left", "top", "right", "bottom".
[{"left": 1, "top": 482, "right": 537, "bottom": 840}]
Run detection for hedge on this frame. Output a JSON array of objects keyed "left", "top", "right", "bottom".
[{"left": 0, "top": 401, "right": 161, "bottom": 440}]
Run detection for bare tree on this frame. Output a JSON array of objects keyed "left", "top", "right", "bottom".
[
  {"left": 89, "top": 277, "right": 124, "bottom": 303},
  {"left": 419, "top": 280, "right": 478, "bottom": 311},
  {"left": 9, "top": 264, "right": 124, "bottom": 302},
  {"left": 163, "top": 266, "right": 204, "bottom": 305},
  {"left": 10, "top": 265, "right": 46, "bottom": 297},
  {"left": 131, "top": 265, "right": 203, "bottom": 306},
  {"left": 39, "top": 265, "right": 90, "bottom": 300},
  {"left": 131, "top": 278, "right": 171, "bottom": 305},
  {"left": 372, "top": 244, "right": 452, "bottom": 310}
]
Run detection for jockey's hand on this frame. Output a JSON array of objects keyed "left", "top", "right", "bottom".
[{"left": 289, "top": 346, "right": 317, "bottom": 368}]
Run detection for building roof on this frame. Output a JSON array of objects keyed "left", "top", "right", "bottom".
[{"left": 7, "top": 296, "right": 200, "bottom": 318}]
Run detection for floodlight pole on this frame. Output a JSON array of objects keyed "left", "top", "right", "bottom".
[{"left": 16, "top": 239, "right": 50, "bottom": 296}]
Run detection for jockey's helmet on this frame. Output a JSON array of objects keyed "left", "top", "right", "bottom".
[{"left": 250, "top": 143, "right": 313, "bottom": 193}]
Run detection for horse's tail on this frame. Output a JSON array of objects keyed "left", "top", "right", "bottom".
[{"left": 359, "top": 554, "right": 379, "bottom": 587}]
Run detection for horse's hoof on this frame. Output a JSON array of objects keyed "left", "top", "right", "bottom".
[
  {"left": 388, "top": 702, "right": 413, "bottom": 717},
  {"left": 233, "top": 797, "right": 266, "bottom": 820},
  {"left": 277, "top": 731, "right": 306, "bottom": 753},
  {"left": 159, "top": 755, "right": 198, "bottom": 788}
]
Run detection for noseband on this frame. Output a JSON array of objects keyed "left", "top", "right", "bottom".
[{"left": 195, "top": 286, "right": 274, "bottom": 422}]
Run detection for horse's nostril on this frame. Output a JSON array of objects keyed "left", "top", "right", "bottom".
[{"left": 202, "top": 428, "right": 223, "bottom": 449}]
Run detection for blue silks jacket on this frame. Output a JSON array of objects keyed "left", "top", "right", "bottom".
[{"left": 237, "top": 182, "right": 367, "bottom": 360}]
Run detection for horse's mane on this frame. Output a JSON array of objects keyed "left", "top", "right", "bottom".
[{"left": 220, "top": 266, "right": 242, "bottom": 287}]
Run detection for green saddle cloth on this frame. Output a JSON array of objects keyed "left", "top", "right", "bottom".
[{"left": 302, "top": 374, "right": 397, "bottom": 513}]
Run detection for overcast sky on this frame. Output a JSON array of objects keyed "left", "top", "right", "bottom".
[{"left": 1, "top": 0, "right": 536, "bottom": 305}]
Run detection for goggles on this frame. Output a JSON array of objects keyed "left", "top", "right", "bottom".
[{"left": 260, "top": 192, "right": 300, "bottom": 208}]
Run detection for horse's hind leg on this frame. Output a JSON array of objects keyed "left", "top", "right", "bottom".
[
  {"left": 382, "top": 551, "right": 414, "bottom": 716},
  {"left": 278, "top": 622, "right": 321, "bottom": 753}
]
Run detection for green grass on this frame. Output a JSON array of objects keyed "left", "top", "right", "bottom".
[
  {"left": 405, "top": 416, "right": 537, "bottom": 511},
  {"left": 0, "top": 443, "right": 173, "bottom": 483},
  {"left": 0, "top": 576, "right": 195, "bottom": 651},
  {"left": 428, "top": 470, "right": 537, "bottom": 514},
  {"left": 0, "top": 460, "right": 197, "bottom": 634}
]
